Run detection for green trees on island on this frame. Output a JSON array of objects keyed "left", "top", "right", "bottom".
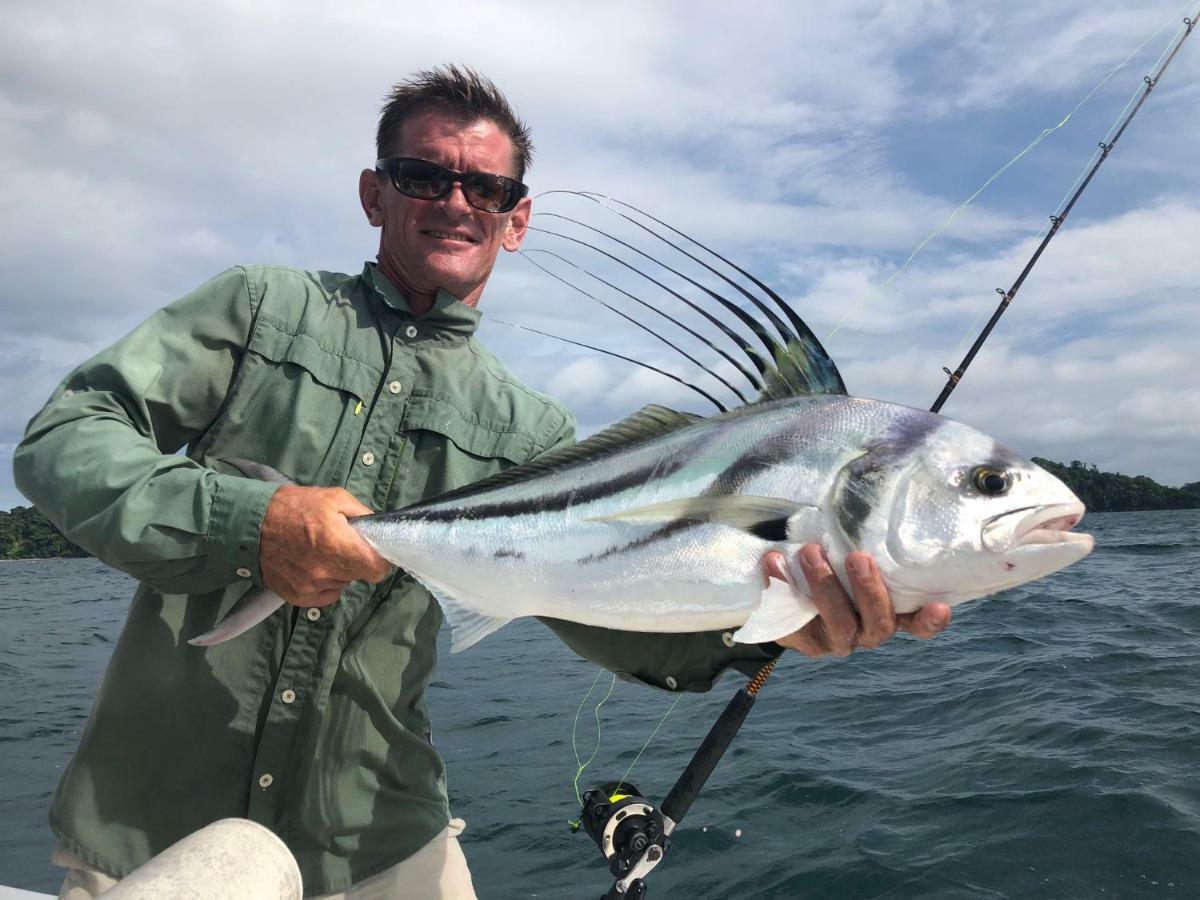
[
  {"left": 1031, "top": 459, "right": 1200, "bottom": 513},
  {"left": 0, "top": 506, "right": 88, "bottom": 560},
  {"left": 1, "top": 458, "right": 1197, "bottom": 559}
]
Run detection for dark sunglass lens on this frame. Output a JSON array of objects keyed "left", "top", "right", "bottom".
[
  {"left": 463, "top": 174, "right": 516, "bottom": 212},
  {"left": 396, "top": 161, "right": 451, "bottom": 199}
]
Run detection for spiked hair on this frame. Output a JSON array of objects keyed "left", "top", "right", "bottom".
[{"left": 375, "top": 65, "right": 533, "bottom": 181}]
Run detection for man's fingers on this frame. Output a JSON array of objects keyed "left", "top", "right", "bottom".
[
  {"left": 897, "top": 603, "right": 952, "bottom": 639},
  {"left": 844, "top": 552, "right": 896, "bottom": 649},
  {"left": 798, "top": 544, "right": 857, "bottom": 657},
  {"left": 760, "top": 550, "right": 789, "bottom": 586}
]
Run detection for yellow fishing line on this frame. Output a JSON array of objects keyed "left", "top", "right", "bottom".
[{"left": 571, "top": 669, "right": 617, "bottom": 808}]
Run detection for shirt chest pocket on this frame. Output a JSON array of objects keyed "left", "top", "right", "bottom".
[
  {"left": 395, "top": 397, "right": 540, "bottom": 508},
  {"left": 202, "top": 322, "right": 382, "bottom": 486}
]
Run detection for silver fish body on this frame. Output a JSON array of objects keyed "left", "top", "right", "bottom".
[{"left": 341, "top": 394, "right": 1092, "bottom": 651}]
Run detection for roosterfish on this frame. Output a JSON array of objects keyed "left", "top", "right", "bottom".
[{"left": 190, "top": 205, "right": 1093, "bottom": 651}]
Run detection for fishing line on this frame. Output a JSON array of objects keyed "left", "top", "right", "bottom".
[
  {"left": 569, "top": 680, "right": 684, "bottom": 815},
  {"left": 826, "top": 0, "right": 1196, "bottom": 344},
  {"left": 571, "top": 669, "right": 617, "bottom": 808},
  {"left": 616, "top": 693, "right": 684, "bottom": 792}
]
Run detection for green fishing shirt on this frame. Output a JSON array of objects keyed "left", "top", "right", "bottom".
[{"left": 13, "top": 262, "right": 779, "bottom": 895}]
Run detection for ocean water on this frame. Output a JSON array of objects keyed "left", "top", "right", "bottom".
[{"left": 1, "top": 509, "right": 1198, "bottom": 899}]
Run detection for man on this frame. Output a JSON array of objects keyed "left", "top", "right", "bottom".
[{"left": 14, "top": 66, "right": 950, "bottom": 899}]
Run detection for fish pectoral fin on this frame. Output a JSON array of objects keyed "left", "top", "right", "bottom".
[
  {"left": 188, "top": 587, "right": 287, "bottom": 647},
  {"left": 589, "top": 495, "right": 808, "bottom": 539},
  {"left": 421, "top": 582, "right": 513, "bottom": 653},
  {"left": 219, "top": 458, "right": 297, "bottom": 484},
  {"left": 732, "top": 576, "right": 819, "bottom": 644}
]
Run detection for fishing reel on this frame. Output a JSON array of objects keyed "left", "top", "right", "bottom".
[
  {"left": 573, "top": 677, "right": 771, "bottom": 897},
  {"left": 576, "top": 781, "right": 673, "bottom": 899}
]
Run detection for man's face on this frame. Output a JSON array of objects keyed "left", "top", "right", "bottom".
[{"left": 360, "top": 110, "right": 531, "bottom": 309}]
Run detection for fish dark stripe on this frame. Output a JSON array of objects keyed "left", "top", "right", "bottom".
[
  {"left": 406, "top": 455, "right": 692, "bottom": 523},
  {"left": 749, "top": 517, "right": 789, "bottom": 541},
  {"left": 836, "top": 411, "right": 942, "bottom": 544},
  {"left": 581, "top": 421, "right": 801, "bottom": 563}
]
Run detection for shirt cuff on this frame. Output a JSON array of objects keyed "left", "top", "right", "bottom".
[{"left": 206, "top": 473, "right": 281, "bottom": 585}]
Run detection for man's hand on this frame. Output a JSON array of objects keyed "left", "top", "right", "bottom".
[
  {"left": 764, "top": 544, "right": 950, "bottom": 658},
  {"left": 259, "top": 485, "right": 391, "bottom": 607}
]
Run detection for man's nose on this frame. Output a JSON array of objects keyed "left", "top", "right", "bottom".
[{"left": 440, "top": 181, "right": 473, "bottom": 216}]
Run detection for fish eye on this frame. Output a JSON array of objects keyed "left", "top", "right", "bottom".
[{"left": 972, "top": 466, "right": 1011, "bottom": 496}]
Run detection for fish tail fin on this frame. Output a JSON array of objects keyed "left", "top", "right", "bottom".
[
  {"left": 732, "top": 575, "right": 819, "bottom": 644},
  {"left": 188, "top": 587, "right": 287, "bottom": 647}
]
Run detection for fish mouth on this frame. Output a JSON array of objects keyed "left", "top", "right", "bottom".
[{"left": 982, "top": 501, "right": 1093, "bottom": 553}]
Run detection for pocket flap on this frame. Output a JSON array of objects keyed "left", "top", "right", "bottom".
[
  {"left": 401, "top": 396, "right": 536, "bottom": 463},
  {"left": 249, "top": 323, "right": 381, "bottom": 401}
]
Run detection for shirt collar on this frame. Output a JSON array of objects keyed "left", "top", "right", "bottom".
[{"left": 363, "top": 262, "right": 482, "bottom": 338}]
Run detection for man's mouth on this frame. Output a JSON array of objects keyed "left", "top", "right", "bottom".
[{"left": 424, "top": 230, "right": 476, "bottom": 244}]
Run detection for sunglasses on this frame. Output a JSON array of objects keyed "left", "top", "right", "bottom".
[{"left": 375, "top": 157, "right": 528, "bottom": 213}]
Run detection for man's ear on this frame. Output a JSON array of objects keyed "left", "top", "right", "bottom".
[
  {"left": 502, "top": 195, "right": 532, "bottom": 252},
  {"left": 359, "top": 169, "right": 385, "bottom": 227}
]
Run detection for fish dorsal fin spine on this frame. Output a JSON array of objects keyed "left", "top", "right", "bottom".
[
  {"left": 526, "top": 194, "right": 847, "bottom": 408},
  {"left": 757, "top": 338, "right": 847, "bottom": 402}
]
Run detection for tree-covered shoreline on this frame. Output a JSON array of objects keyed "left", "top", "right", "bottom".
[
  {"left": 1031, "top": 459, "right": 1200, "bottom": 513},
  {"left": 2, "top": 458, "right": 1197, "bottom": 559},
  {"left": 0, "top": 506, "right": 88, "bottom": 560}
]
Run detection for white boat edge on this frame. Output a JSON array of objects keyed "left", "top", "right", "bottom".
[{"left": 0, "top": 887, "right": 54, "bottom": 899}]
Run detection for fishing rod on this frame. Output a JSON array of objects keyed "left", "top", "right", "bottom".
[
  {"left": 930, "top": 11, "right": 1196, "bottom": 414},
  {"left": 575, "top": 658, "right": 779, "bottom": 899}
]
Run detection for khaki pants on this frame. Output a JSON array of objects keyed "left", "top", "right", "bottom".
[{"left": 54, "top": 818, "right": 477, "bottom": 900}]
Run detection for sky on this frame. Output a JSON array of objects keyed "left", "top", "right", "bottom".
[{"left": 1, "top": 0, "right": 1198, "bottom": 512}]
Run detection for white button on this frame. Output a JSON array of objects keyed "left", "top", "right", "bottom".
[
  {"left": 721, "top": 632, "right": 736, "bottom": 648},
  {"left": 258, "top": 773, "right": 274, "bottom": 788},
  {"left": 388, "top": 380, "right": 402, "bottom": 394},
  {"left": 405, "top": 325, "right": 418, "bottom": 338},
  {"left": 306, "top": 607, "right": 321, "bottom": 622},
  {"left": 361, "top": 451, "right": 375, "bottom": 466},
  {"left": 281, "top": 689, "right": 296, "bottom": 704},
  {"left": 665, "top": 676, "right": 678, "bottom": 690},
  {"left": 62, "top": 389, "right": 74, "bottom": 398},
  {"left": 236, "top": 567, "right": 252, "bottom": 579}
]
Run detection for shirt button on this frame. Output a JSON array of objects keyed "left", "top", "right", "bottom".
[
  {"left": 236, "top": 567, "right": 252, "bottom": 579},
  {"left": 361, "top": 451, "right": 375, "bottom": 466},
  {"left": 388, "top": 380, "right": 402, "bottom": 394},
  {"left": 306, "top": 607, "right": 322, "bottom": 622},
  {"left": 721, "top": 632, "right": 736, "bottom": 648},
  {"left": 281, "top": 689, "right": 296, "bottom": 704},
  {"left": 258, "top": 773, "right": 274, "bottom": 789},
  {"left": 665, "top": 676, "right": 678, "bottom": 690},
  {"left": 405, "top": 325, "right": 418, "bottom": 338}
]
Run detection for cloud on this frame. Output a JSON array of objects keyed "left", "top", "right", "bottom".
[{"left": 2, "top": 0, "right": 1198, "bottom": 514}]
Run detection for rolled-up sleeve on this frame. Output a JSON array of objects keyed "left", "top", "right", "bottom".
[{"left": 12, "top": 267, "right": 279, "bottom": 593}]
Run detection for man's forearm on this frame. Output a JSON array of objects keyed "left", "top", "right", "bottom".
[{"left": 12, "top": 267, "right": 273, "bottom": 594}]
